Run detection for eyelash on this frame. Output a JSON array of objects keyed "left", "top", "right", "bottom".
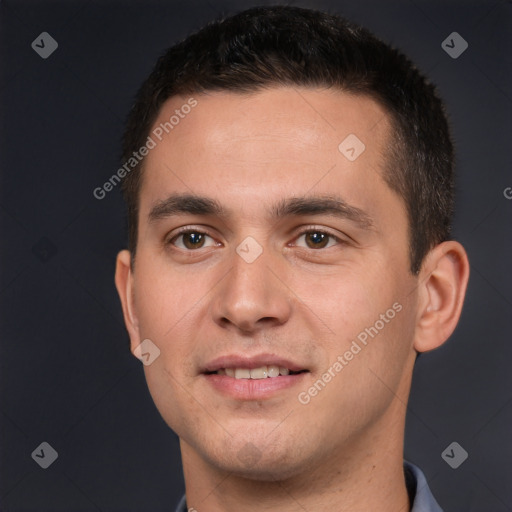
[{"left": 166, "top": 226, "right": 346, "bottom": 251}]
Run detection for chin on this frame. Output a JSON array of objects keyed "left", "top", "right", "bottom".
[{"left": 203, "top": 440, "right": 313, "bottom": 482}]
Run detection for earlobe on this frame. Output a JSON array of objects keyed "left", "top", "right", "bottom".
[
  {"left": 413, "top": 241, "right": 470, "bottom": 353},
  {"left": 114, "top": 250, "right": 140, "bottom": 351}
]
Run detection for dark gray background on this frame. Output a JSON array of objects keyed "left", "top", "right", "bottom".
[{"left": 1, "top": 0, "right": 511, "bottom": 511}]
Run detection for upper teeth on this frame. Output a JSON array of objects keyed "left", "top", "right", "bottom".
[{"left": 217, "top": 365, "right": 291, "bottom": 379}]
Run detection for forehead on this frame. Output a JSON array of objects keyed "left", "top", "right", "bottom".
[
  {"left": 148, "top": 87, "right": 390, "bottom": 159},
  {"left": 139, "top": 87, "right": 399, "bottom": 224}
]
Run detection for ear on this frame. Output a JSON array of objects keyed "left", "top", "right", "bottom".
[
  {"left": 413, "top": 241, "right": 470, "bottom": 353},
  {"left": 115, "top": 250, "right": 141, "bottom": 352}
]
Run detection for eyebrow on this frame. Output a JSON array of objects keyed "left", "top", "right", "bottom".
[{"left": 148, "top": 193, "right": 374, "bottom": 230}]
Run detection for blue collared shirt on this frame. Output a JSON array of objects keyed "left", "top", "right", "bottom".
[{"left": 174, "top": 461, "right": 442, "bottom": 512}]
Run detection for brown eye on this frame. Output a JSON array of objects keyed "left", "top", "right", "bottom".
[
  {"left": 181, "top": 232, "right": 206, "bottom": 249},
  {"left": 169, "top": 230, "right": 216, "bottom": 250},
  {"left": 304, "top": 231, "right": 330, "bottom": 249},
  {"left": 295, "top": 229, "right": 341, "bottom": 250}
]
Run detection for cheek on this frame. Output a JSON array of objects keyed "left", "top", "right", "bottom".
[
  {"left": 299, "top": 267, "right": 414, "bottom": 385},
  {"left": 134, "top": 256, "right": 196, "bottom": 340},
  {"left": 133, "top": 256, "right": 209, "bottom": 379},
  {"left": 289, "top": 266, "right": 395, "bottom": 342}
]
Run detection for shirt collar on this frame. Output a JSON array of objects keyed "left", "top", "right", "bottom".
[
  {"left": 404, "top": 460, "right": 443, "bottom": 512},
  {"left": 174, "top": 461, "right": 442, "bottom": 512}
]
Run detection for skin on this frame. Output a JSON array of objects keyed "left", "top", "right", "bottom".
[{"left": 115, "top": 87, "right": 470, "bottom": 511}]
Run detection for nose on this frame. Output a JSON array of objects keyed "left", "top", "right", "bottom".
[{"left": 211, "top": 241, "right": 292, "bottom": 334}]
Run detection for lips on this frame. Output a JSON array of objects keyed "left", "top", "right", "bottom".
[
  {"left": 202, "top": 353, "right": 308, "bottom": 375},
  {"left": 200, "top": 353, "right": 309, "bottom": 399}
]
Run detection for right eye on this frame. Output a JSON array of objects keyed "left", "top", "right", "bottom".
[{"left": 167, "top": 229, "right": 219, "bottom": 251}]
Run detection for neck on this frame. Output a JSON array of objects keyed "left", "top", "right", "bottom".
[{"left": 179, "top": 405, "right": 411, "bottom": 512}]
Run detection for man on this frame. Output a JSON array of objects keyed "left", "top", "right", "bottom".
[{"left": 115, "top": 6, "right": 469, "bottom": 511}]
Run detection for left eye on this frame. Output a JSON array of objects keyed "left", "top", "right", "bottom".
[{"left": 294, "top": 230, "right": 340, "bottom": 249}]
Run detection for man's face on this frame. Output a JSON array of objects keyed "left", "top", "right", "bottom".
[{"left": 127, "top": 87, "right": 420, "bottom": 479}]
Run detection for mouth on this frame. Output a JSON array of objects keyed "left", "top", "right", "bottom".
[
  {"left": 204, "top": 366, "right": 308, "bottom": 379},
  {"left": 201, "top": 354, "right": 310, "bottom": 400}
]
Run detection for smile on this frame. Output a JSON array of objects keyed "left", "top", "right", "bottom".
[{"left": 208, "top": 366, "right": 306, "bottom": 379}]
